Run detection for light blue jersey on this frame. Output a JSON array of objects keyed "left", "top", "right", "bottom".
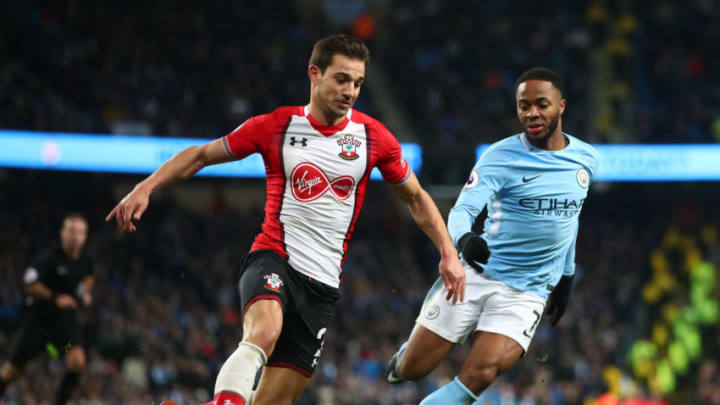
[{"left": 448, "top": 133, "right": 600, "bottom": 298}]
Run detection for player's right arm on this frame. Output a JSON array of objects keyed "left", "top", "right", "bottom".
[
  {"left": 107, "top": 113, "right": 274, "bottom": 232},
  {"left": 448, "top": 157, "right": 503, "bottom": 268},
  {"left": 106, "top": 138, "right": 233, "bottom": 232}
]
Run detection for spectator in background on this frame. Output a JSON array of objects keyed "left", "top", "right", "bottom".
[{"left": 0, "top": 213, "right": 94, "bottom": 405}]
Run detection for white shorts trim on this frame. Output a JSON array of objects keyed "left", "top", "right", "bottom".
[{"left": 415, "top": 263, "right": 546, "bottom": 352}]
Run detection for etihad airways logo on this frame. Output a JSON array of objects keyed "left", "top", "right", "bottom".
[
  {"left": 290, "top": 162, "right": 355, "bottom": 202},
  {"left": 519, "top": 197, "right": 585, "bottom": 217}
]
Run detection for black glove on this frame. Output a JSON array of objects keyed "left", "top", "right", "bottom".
[
  {"left": 457, "top": 232, "right": 490, "bottom": 272},
  {"left": 546, "top": 275, "right": 574, "bottom": 326}
]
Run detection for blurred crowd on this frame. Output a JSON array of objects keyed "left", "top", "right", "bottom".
[
  {"left": 1, "top": 172, "right": 717, "bottom": 404},
  {"left": 2, "top": 2, "right": 719, "bottom": 173},
  {"left": 0, "top": 1, "right": 315, "bottom": 138},
  {"left": 373, "top": 0, "right": 720, "bottom": 181}
]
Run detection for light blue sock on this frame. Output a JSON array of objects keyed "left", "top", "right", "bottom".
[{"left": 419, "top": 376, "right": 478, "bottom": 405}]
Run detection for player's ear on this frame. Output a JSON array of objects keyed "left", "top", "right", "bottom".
[
  {"left": 559, "top": 98, "right": 566, "bottom": 115},
  {"left": 308, "top": 64, "right": 322, "bottom": 85}
]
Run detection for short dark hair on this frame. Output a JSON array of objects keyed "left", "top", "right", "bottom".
[
  {"left": 515, "top": 67, "right": 565, "bottom": 98},
  {"left": 62, "top": 212, "right": 87, "bottom": 226},
  {"left": 309, "top": 34, "right": 370, "bottom": 73}
]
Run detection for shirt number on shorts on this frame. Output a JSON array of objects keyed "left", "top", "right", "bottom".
[
  {"left": 523, "top": 310, "right": 541, "bottom": 338},
  {"left": 311, "top": 327, "right": 327, "bottom": 368}
]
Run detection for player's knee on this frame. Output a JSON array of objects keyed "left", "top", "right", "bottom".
[
  {"left": 244, "top": 323, "right": 282, "bottom": 354},
  {"left": 66, "top": 349, "right": 86, "bottom": 372},
  {"left": 460, "top": 363, "right": 500, "bottom": 393}
]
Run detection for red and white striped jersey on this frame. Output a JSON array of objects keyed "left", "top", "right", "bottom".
[{"left": 222, "top": 105, "right": 411, "bottom": 288}]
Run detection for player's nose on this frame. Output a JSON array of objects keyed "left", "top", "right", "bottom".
[{"left": 526, "top": 106, "right": 540, "bottom": 118}]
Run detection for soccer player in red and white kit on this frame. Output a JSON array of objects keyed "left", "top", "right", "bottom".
[{"left": 106, "top": 34, "right": 465, "bottom": 405}]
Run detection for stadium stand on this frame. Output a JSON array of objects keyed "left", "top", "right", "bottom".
[{"left": 1, "top": 1, "right": 719, "bottom": 404}]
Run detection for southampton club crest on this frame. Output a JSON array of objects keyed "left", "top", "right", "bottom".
[
  {"left": 338, "top": 134, "right": 362, "bottom": 160},
  {"left": 263, "top": 273, "right": 284, "bottom": 291}
]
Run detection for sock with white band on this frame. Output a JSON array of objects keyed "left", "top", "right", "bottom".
[{"left": 214, "top": 341, "right": 267, "bottom": 401}]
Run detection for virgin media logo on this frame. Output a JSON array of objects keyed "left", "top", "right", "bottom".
[{"left": 290, "top": 162, "right": 355, "bottom": 202}]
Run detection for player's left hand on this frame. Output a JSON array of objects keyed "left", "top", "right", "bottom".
[
  {"left": 439, "top": 250, "right": 465, "bottom": 304},
  {"left": 546, "top": 275, "right": 574, "bottom": 326}
]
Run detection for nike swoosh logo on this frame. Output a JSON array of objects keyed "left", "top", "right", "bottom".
[{"left": 522, "top": 175, "right": 541, "bottom": 183}]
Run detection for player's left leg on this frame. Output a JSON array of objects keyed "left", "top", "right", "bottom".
[
  {"left": 53, "top": 346, "right": 86, "bottom": 405},
  {"left": 251, "top": 366, "right": 309, "bottom": 405},
  {"left": 419, "top": 332, "right": 523, "bottom": 405},
  {"left": 459, "top": 331, "right": 523, "bottom": 393}
]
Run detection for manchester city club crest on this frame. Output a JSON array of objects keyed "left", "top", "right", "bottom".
[
  {"left": 338, "top": 134, "right": 361, "bottom": 160},
  {"left": 263, "top": 273, "right": 283, "bottom": 291},
  {"left": 425, "top": 304, "right": 440, "bottom": 319},
  {"left": 577, "top": 168, "right": 590, "bottom": 188}
]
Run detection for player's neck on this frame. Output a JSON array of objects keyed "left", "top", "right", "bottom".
[
  {"left": 529, "top": 128, "right": 566, "bottom": 151},
  {"left": 62, "top": 245, "right": 82, "bottom": 260},
  {"left": 307, "top": 102, "right": 345, "bottom": 127},
  {"left": 544, "top": 130, "right": 567, "bottom": 151}
]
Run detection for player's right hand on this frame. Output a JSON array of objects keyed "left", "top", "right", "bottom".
[
  {"left": 438, "top": 249, "right": 465, "bottom": 305},
  {"left": 457, "top": 232, "right": 490, "bottom": 271},
  {"left": 105, "top": 185, "right": 150, "bottom": 232},
  {"left": 55, "top": 293, "right": 78, "bottom": 309}
]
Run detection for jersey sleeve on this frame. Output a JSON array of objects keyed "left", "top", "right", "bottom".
[
  {"left": 448, "top": 151, "right": 506, "bottom": 245},
  {"left": 221, "top": 113, "right": 274, "bottom": 159},
  {"left": 23, "top": 250, "right": 52, "bottom": 286},
  {"left": 374, "top": 124, "right": 411, "bottom": 184},
  {"left": 563, "top": 223, "right": 579, "bottom": 276}
]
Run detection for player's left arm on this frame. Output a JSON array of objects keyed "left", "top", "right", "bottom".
[
  {"left": 390, "top": 173, "right": 465, "bottom": 304},
  {"left": 546, "top": 225, "right": 579, "bottom": 326}
]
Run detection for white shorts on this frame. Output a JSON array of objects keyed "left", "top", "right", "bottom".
[{"left": 416, "top": 262, "right": 546, "bottom": 352}]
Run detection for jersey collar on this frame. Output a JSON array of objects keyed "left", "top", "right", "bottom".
[
  {"left": 303, "top": 104, "right": 351, "bottom": 137},
  {"left": 520, "top": 132, "right": 571, "bottom": 152}
]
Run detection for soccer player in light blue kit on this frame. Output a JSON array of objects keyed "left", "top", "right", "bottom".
[{"left": 385, "top": 67, "right": 600, "bottom": 404}]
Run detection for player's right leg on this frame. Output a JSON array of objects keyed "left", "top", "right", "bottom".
[
  {"left": 210, "top": 251, "right": 288, "bottom": 405},
  {"left": 387, "top": 274, "right": 480, "bottom": 383},
  {"left": 387, "top": 323, "right": 453, "bottom": 382},
  {"left": 251, "top": 257, "right": 339, "bottom": 405}
]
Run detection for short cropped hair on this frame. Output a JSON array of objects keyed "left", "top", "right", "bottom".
[
  {"left": 62, "top": 212, "right": 87, "bottom": 226},
  {"left": 515, "top": 67, "right": 565, "bottom": 98},
  {"left": 309, "top": 34, "right": 370, "bottom": 73}
]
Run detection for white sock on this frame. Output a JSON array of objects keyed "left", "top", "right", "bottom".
[{"left": 214, "top": 342, "right": 267, "bottom": 398}]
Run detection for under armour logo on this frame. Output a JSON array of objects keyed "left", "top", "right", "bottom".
[{"left": 289, "top": 137, "right": 308, "bottom": 147}]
